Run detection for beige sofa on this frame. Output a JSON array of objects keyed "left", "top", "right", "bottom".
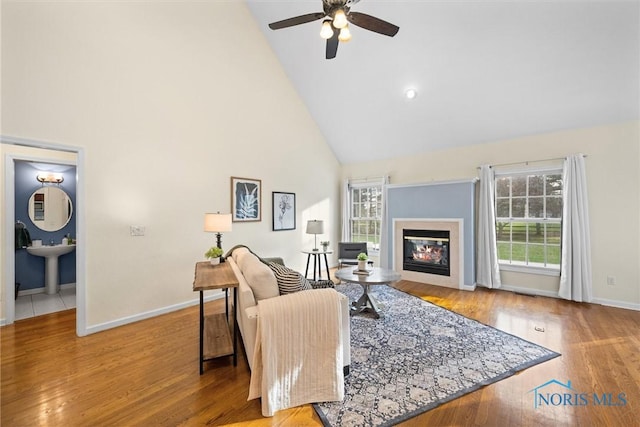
[{"left": 227, "top": 247, "right": 350, "bottom": 373}]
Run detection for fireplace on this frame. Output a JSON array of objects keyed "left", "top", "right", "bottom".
[
  {"left": 394, "top": 218, "right": 465, "bottom": 289},
  {"left": 403, "top": 229, "right": 450, "bottom": 276}
]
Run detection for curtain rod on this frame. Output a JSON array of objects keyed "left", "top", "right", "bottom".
[
  {"left": 477, "top": 154, "right": 587, "bottom": 170},
  {"left": 348, "top": 176, "right": 386, "bottom": 183}
]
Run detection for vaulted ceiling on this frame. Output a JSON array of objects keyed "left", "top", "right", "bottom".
[{"left": 246, "top": 1, "right": 639, "bottom": 164}]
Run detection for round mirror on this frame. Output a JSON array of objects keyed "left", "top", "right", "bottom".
[{"left": 28, "top": 187, "right": 73, "bottom": 232}]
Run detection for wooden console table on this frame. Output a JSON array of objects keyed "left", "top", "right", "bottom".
[{"left": 193, "top": 261, "right": 239, "bottom": 374}]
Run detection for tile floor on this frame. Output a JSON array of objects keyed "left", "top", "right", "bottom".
[{"left": 14, "top": 286, "right": 76, "bottom": 320}]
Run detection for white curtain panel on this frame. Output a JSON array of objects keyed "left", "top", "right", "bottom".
[
  {"left": 341, "top": 179, "right": 351, "bottom": 242},
  {"left": 559, "top": 154, "right": 593, "bottom": 302},
  {"left": 477, "top": 165, "right": 502, "bottom": 288},
  {"left": 378, "top": 176, "right": 390, "bottom": 268}
]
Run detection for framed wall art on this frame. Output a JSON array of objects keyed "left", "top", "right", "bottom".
[
  {"left": 272, "top": 192, "right": 296, "bottom": 231},
  {"left": 231, "top": 177, "right": 261, "bottom": 222}
]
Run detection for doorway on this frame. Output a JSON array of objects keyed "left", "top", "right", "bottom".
[
  {"left": 2, "top": 137, "right": 86, "bottom": 336},
  {"left": 14, "top": 160, "right": 77, "bottom": 319}
]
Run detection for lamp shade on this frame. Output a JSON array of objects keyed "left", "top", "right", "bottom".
[
  {"left": 320, "top": 19, "right": 334, "bottom": 39},
  {"left": 204, "top": 213, "right": 232, "bottom": 233},
  {"left": 333, "top": 9, "right": 348, "bottom": 29},
  {"left": 306, "top": 220, "right": 324, "bottom": 235}
]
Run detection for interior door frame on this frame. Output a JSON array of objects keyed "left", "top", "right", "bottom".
[{"left": 2, "top": 136, "right": 87, "bottom": 336}]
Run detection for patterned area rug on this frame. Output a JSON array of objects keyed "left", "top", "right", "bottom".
[{"left": 314, "top": 284, "right": 560, "bottom": 427}]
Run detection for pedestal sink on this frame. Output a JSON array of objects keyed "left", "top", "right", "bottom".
[{"left": 26, "top": 244, "right": 76, "bottom": 295}]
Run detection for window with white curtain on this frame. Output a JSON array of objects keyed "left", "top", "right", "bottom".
[
  {"left": 349, "top": 184, "right": 382, "bottom": 254},
  {"left": 495, "top": 168, "right": 563, "bottom": 272}
]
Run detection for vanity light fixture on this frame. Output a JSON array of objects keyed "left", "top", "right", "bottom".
[{"left": 36, "top": 172, "right": 64, "bottom": 184}]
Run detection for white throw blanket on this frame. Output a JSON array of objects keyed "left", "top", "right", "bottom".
[{"left": 248, "top": 288, "right": 345, "bottom": 416}]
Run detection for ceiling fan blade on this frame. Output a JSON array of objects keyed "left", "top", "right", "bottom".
[
  {"left": 326, "top": 30, "right": 339, "bottom": 59},
  {"left": 347, "top": 12, "right": 399, "bottom": 37},
  {"left": 268, "top": 12, "right": 326, "bottom": 30}
]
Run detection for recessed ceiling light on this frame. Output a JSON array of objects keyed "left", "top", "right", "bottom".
[{"left": 405, "top": 88, "right": 417, "bottom": 99}]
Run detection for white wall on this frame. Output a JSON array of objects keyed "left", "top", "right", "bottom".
[
  {"left": 343, "top": 121, "right": 640, "bottom": 308},
  {"left": 1, "top": 2, "right": 341, "bottom": 329}
]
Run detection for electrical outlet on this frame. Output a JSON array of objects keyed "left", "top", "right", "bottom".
[
  {"left": 130, "top": 226, "right": 145, "bottom": 236},
  {"left": 607, "top": 276, "right": 616, "bottom": 286}
]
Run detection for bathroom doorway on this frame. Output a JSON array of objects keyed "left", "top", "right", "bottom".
[
  {"left": 14, "top": 160, "right": 77, "bottom": 319},
  {"left": 2, "top": 138, "right": 86, "bottom": 335}
]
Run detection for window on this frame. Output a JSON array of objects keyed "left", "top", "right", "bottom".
[
  {"left": 350, "top": 184, "right": 382, "bottom": 253},
  {"left": 495, "top": 170, "right": 563, "bottom": 270}
]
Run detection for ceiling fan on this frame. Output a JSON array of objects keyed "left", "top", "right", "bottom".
[{"left": 268, "top": 0, "right": 399, "bottom": 60}]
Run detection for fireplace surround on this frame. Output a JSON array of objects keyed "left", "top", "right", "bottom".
[
  {"left": 394, "top": 219, "right": 464, "bottom": 289},
  {"left": 386, "top": 179, "right": 476, "bottom": 290}
]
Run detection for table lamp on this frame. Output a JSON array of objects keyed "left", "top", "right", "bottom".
[
  {"left": 306, "top": 219, "right": 324, "bottom": 251},
  {"left": 204, "top": 212, "right": 232, "bottom": 252}
]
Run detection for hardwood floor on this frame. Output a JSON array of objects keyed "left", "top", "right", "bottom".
[{"left": 2, "top": 281, "right": 639, "bottom": 426}]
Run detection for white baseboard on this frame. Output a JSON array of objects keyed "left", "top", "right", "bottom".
[
  {"left": 500, "top": 284, "right": 640, "bottom": 311},
  {"left": 499, "top": 284, "right": 559, "bottom": 298},
  {"left": 1, "top": 288, "right": 225, "bottom": 328},
  {"left": 17, "top": 288, "right": 43, "bottom": 297},
  {"left": 591, "top": 297, "right": 640, "bottom": 311},
  {"left": 85, "top": 292, "right": 225, "bottom": 335},
  {"left": 16, "top": 282, "right": 76, "bottom": 297}
]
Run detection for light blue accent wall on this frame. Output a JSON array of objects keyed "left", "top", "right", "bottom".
[
  {"left": 386, "top": 180, "right": 476, "bottom": 286},
  {"left": 15, "top": 161, "right": 77, "bottom": 291}
]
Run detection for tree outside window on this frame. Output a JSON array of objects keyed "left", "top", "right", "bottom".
[
  {"left": 495, "top": 172, "right": 562, "bottom": 269},
  {"left": 350, "top": 185, "right": 382, "bottom": 253}
]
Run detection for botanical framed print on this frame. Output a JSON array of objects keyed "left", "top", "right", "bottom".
[
  {"left": 231, "top": 177, "right": 261, "bottom": 222},
  {"left": 272, "top": 192, "right": 296, "bottom": 231}
]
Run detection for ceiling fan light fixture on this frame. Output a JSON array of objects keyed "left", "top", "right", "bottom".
[
  {"left": 338, "top": 25, "right": 352, "bottom": 42},
  {"left": 333, "top": 9, "right": 348, "bottom": 29},
  {"left": 267, "top": 1, "right": 399, "bottom": 59},
  {"left": 320, "top": 19, "right": 334, "bottom": 39}
]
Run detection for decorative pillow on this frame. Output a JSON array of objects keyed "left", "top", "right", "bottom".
[
  {"left": 268, "top": 262, "right": 313, "bottom": 295},
  {"left": 237, "top": 252, "right": 280, "bottom": 301},
  {"left": 310, "top": 279, "right": 335, "bottom": 289}
]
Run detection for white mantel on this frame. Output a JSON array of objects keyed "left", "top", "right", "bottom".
[{"left": 393, "top": 218, "right": 470, "bottom": 290}]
